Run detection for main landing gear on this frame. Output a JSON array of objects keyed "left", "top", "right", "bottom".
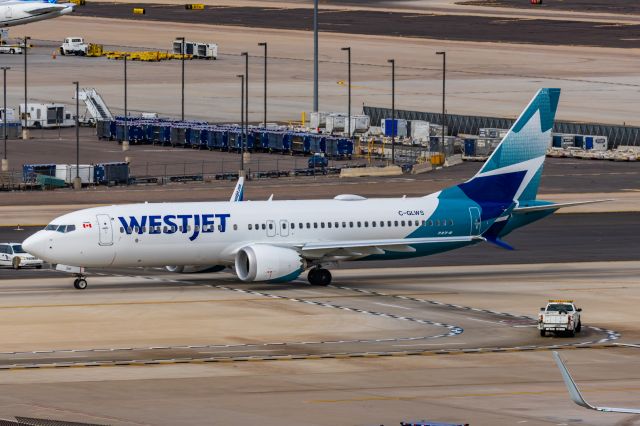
[
  {"left": 307, "top": 267, "right": 332, "bottom": 286},
  {"left": 73, "top": 275, "right": 88, "bottom": 290}
]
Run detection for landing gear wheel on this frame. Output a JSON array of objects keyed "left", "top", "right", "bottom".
[
  {"left": 539, "top": 329, "right": 546, "bottom": 337},
  {"left": 308, "top": 268, "right": 332, "bottom": 286},
  {"left": 73, "top": 278, "right": 87, "bottom": 290}
]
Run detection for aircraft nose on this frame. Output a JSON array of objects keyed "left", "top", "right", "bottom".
[{"left": 22, "top": 232, "right": 47, "bottom": 259}]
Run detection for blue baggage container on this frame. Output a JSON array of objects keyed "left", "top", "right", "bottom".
[
  {"left": 228, "top": 130, "right": 242, "bottom": 150},
  {"left": 199, "top": 128, "right": 210, "bottom": 149},
  {"left": 259, "top": 132, "right": 269, "bottom": 150},
  {"left": 109, "top": 120, "right": 117, "bottom": 140},
  {"left": 170, "top": 126, "right": 187, "bottom": 146},
  {"left": 574, "top": 135, "right": 584, "bottom": 148},
  {"left": 552, "top": 135, "right": 562, "bottom": 148},
  {"left": 337, "top": 138, "right": 353, "bottom": 156},
  {"left": 267, "top": 132, "right": 281, "bottom": 151},
  {"left": 94, "top": 162, "right": 129, "bottom": 185},
  {"left": 464, "top": 139, "right": 476, "bottom": 156},
  {"left": 282, "top": 134, "right": 292, "bottom": 152}
]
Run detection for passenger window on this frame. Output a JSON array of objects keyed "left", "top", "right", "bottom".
[
  {"left": 380, "top": 221, "right": 384, "bottom": 227},
  {"left": 387, "top": 221, "right": 392, "bottom": 227},
  {"left": 233, "top": 224, "right": 238, "bottom": 230},
  {"left": 262, "top": 224, "right": 266, "bottom": 230},
  {"left": 400, "top": 221, "right": 405, "bottom": 226},
  {"left": 120, "top": 227, "right": 124, "bottom": 233},
  {"left": 314, "top": 223, "right": 318, "bottom": 229},
  {"left": 327, "top": 222, "right": 332, "bottom": 228},
  {"left": 282, "top": 223, "right": 286, "bottom": 229},
  {"left": 436, "top": 220, "right": 441, "bottom": 226},
  {"left": 372, "top": 221, "right": 376, "bottom": 227},
  {"left": 415, "top": 220, "right": 419, "bottom": 226},
  {"left": 349, "top": 222, "right": 354, "bottom": 227},
  {"left": 299, "top": 223, "right": 303, "bottom": 229},
  {"left": 248, "top": 224, "right": 252, "bottom": 230},
  {"left": 394, "top": 221, "right": 398, "bottom": 226},
  {"left": 428, "top": 220, "right": 434, "bottom": 226},
  {"left": 268, "top": 223, "right": 273, "bottom": 230},
  {"left": 306, "top": 223, "right": 310, "bottom": 229},
  {"left": 321, "top": 222, "right": 325, "bottom": 229},
  {"left": 334, "top": 222, "right": 339, "bottom": 228},
  {"left": 342, "top": 222, "right": 346, "bottom": 228},
  {"left": 357, "top": 221, "right": 361, "bottom": 227},
  {"left": 450, "top": 219, "right": 454, "bottom": 226},
  {"left": 291, "top": 223, "right": 295, "bottom": 229}
]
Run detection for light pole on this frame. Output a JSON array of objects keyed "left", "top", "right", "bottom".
[
  {"left": 237, "top": 74, "right": 245, "bottom": 173},
  {"left": 436, "top": 51, "right": 446, "bottom": 157},
  {"left": 313, "top": 0, "right": 318, "bottom": 112},
  {"left": 123, "top": 53, "right": 128, "bottom": 147},
  {"left": 73, "top": 81, "right": 81, "bottom": 189},
  {"left": 258, "top": 42, "right": 267, "bottom": 127},
  {"left": 23, "top": 36, "right": 30, "bottom": 140},
  {"left": 241, "top": 52, "right": 248, "bottom": 131},
  {"left": 177, "top": 36, "right": 185, "bottom": 121},
  {"left": 2, "top": 66, "right": 9, "bottom": 172},
  {"left": 341, "top": 47, "right": 351, "bottom": 138},
  {"left": 387, "top": 59, "right": 395, "bottom": 165}
]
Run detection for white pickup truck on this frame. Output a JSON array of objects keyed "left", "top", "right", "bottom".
[
  {"left": 538, "top": 300, "right": 582, "bottom": 337},
  {"left": 60, "top": 37, "right": 88, "bottom": 56}
]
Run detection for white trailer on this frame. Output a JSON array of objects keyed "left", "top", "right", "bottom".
[
  {"left": 19, "top": 103, "right": 75, "bottom": 128},
  {"left": 0, "top": 107, "right": 16, "bottom": 122},
  {"left": 55, "top": 164, "right": 94, "bottom": 185},
  {"left": 173, "top": 39, "right": 218, "bottom": 59},
  {"left": 0, "top": 44, "right": 22, "bottom": 54}
]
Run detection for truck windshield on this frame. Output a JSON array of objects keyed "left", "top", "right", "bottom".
[
  {"left": 11, "top": 244, "right": 26, "bottom": 254},
  {"left": 547, "top": 304, "right": 573, "bottom": 312}
]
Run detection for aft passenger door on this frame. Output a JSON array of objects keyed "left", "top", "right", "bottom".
[
  {"left": 96, "top": 214, "right": 113, "bottom": 246},
  {"left": 469, "top": 207, "right": 481, "bottom": 235}
]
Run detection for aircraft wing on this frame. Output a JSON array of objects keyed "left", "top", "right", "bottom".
[
  {"left": 300, "top": 235, "right": 484, "bottom": 258},
  {"left": 513, "top": 200, "right": 612, "bottom": 214},
  {"left": 25, "top": 5, "right": 63, "bottom": 14},
  {"left": 553, "top": 351, "right": 640, "bottom": 414}
]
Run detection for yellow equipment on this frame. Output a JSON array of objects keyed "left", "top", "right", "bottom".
[
  {"left": 133, "top": 7, "right": 145, "bottom": 14},
  {"left": 185, "top": 3, "right": 205, "bottom": 9},
  {"left": 86, "top": 43, "right": 103, "bottom": 57}
]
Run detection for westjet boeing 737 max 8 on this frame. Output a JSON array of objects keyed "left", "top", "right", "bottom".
[
  {"left": 0, "top": 0, "right": 74, "bottom": 28},
  {"left": 23, "top": 89, "right": 606, "bottom": 289}
]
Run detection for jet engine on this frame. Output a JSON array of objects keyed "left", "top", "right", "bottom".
[{"left": 235, "top": 244, "right": 305, "bottom": 282}]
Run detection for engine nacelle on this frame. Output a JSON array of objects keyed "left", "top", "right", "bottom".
[{"left": 235, "top": 244, "right": 305, "bottom": 282}]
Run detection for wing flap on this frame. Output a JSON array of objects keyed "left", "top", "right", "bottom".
[{"left": 300, "top": 236, "right": 482, "bottom": 258}]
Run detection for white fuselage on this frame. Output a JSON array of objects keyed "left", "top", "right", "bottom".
[
  {"left": 1, "top": 1, "right": 74, "bottom": 27},
  {"left": 23, "top": 194, "right": 477, "bottom": 268}
]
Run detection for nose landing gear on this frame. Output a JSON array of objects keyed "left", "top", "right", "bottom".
[
  {"left": 73, "top": 275, "right": 88, "bottom": 290},
  {"left": 307, "top": 267, "right": 332, "bottom": 286}
]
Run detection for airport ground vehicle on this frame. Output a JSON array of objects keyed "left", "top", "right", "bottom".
[
  {"left": 0, "top": 243, "right": 43, "bottom": 269},
  {"left": 60, "top": 37, "right": 88, "bottom": 55},
  {"left": 0, "top": 44, "right": 22, "bottom": 54},
  {"left": 308, "top": 154, "right": 328, "bottom": 169},
  {"left": 172, "top": 39, "right": 217, "bottom": 59},
  {"left": 539, "top": 300, "right": 582, "bottom": 337}
]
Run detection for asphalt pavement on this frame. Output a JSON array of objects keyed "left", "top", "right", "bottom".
[{"left": 73, "top": 3, "right": 640, "bottom": 48}]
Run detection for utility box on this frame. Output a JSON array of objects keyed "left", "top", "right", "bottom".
[{"left": 0, "top": 107, "right": 16, "bottom": 122}]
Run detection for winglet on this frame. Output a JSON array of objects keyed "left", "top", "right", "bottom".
[
  {"left": 553, "top": 351, "right": 593, "bottom": 410},
  {"left": 230, "top": 177, "right": 244, "bottom": 202},
  {"left": 553, "top": 351, "right": 640, "bottom": 414}
]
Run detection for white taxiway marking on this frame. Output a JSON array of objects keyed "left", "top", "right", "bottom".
[
  {"left": 465, "top": 317, "right": 507, "bottom": 326},
  {"left": 10, "top": 354, "right": 88, "bottom": 359},
  {"left": 374, "top": 302, "right": 412, "bottom": 310},
  {"left": 199, "top": 349, "right": 282, "bottom": 354},
  {"left": 392, "top": 343, "right": 465, "bottom": 347}
]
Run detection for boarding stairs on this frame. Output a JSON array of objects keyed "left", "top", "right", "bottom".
[{"left": 78, "top": 88, "right": 113, "bottom": 125}]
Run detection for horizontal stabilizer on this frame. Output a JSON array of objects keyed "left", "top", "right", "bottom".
[
  {"left": 513, "top": 200, "right": 612, "bottom": 214},
  {"left": 553, "top": 351, "right": 640, "bottom": 414}
]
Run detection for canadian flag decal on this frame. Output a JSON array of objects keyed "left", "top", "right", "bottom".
[{"left": 83, "top": 222, "right": 92, "bottom": 229}]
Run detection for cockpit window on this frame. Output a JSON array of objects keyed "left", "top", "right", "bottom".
[
  {"left": 46, "top": 224, "right": 77, "bottom": 233},
  {"left": 11, "top": 244, "right": 26, "bottom": 254}
]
